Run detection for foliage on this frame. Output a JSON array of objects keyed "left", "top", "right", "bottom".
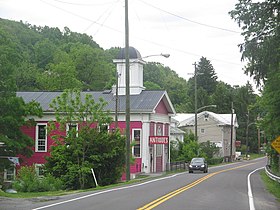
[
  {"left": 229, "top": 0, "right": 279, "bottom": 86},
  {"left": 196, "top": 57, "right": 218, "bottom": 95},
  {"left": 0, "top": 20, "right": 43, "bottom": 176},
  {"left": 230, "top": 0, "right": 280, "bottom": 169},
  {"left": 200, "top": 141, "right": 220, "bottom": 159},
  {"left": 13, "top": 166, "right": 63, "bottom": 192},
  {"left": 45, "top": 89, "right": 125, "bottom": 189},
  {"left": 260, "top": 171, "right": 280, "bottom": 201},
  {"left": 144, "top": 62, "right": 189, "bottom": 112}
]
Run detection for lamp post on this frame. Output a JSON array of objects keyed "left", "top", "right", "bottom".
[{"left": 194, "top": 105, "right": 217, "bottom": 140}]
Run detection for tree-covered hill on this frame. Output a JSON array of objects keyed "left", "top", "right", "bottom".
[{"left": 1, "top": 18, "right": 261, "bottom": 152}]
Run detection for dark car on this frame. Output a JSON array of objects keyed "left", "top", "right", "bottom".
[{"left": 188, "top": 158, "right": 208, "bottom": 173}]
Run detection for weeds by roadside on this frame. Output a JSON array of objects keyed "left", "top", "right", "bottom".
[{"left": 260, "top": 170, "right": 280, "bottom": 202}]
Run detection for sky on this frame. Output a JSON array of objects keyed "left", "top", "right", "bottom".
[{"left": 1, "top": 0, "right": 257, "bottom": 90}]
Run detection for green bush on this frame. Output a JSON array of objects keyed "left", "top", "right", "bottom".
[
  {"left": 207, "top": 158, "right": 223, "bottom": 165},
  {"left": 13, "top": 166, "right": 63, "bottom": 192}
]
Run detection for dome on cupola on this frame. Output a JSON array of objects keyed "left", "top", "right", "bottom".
[{"left": 116, "top": 46, "right": 142, "bottom": 59}]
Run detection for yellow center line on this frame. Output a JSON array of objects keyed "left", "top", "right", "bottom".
[{"left": 137, "top": 162, "right": 257, "bottom": 210}]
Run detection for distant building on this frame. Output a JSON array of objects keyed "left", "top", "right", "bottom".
[
  {"left": 173, "top": 111, "right": 238, "bottom": 160},
  {"left": 170, "top": 118, "right": 185, "bottom": 143}
]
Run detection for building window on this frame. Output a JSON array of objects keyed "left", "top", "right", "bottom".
[
  {"left": 36, "top": 124, "right": 47, "bottom": 152},
  {"left": 4, "top": 166, "right": 15, "bottom": 181},
  {"left": 99, "top": 124, "right": 109, "bottom": 133},
  {"left": 157, "top": 125, "right": 162, "bottom": 136},
  {"left": 66, "top": 123, "right": 78, "bottom": 137},
  {"left": 35, "top": 164, "right": 44, "bottom": 177},
  {"left": 133, "top": 129, "right": 141, "bottom": 157}
]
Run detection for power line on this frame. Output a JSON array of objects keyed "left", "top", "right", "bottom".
[
  {"left": 39, "top": 0, "right": 242, "bottom": 67},
  {"left": 137, "top": 0, "right": 240, "bottom": 34},
  {"left": 52, "top": 0, "right": 119, "bottom": 6},
  {"left": 39, "top": 0, "right": 122, "bottom": 34}
]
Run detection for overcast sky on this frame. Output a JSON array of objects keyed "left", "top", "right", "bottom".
[{"left": 1, "top": 0, "right": 256, "bottom": 90}]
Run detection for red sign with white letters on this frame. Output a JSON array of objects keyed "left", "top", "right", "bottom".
[{"left": 149, "top": 136, "right": 169, "bottom": 144}]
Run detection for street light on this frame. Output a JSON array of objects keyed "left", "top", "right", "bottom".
[
  {"left": 142, "top": 53, "right": 170, "bottom": 59},
  {"left": 194, "top": 105, "right": 217, "bottom": 140}
]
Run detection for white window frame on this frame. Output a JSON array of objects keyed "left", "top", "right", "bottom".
[
  {"left": 4, "top": 166, "right": 16, "bottom": 182},
  {"left": 36, "top": 123, "right": 47, "bottom": 152},
  {"left": 98, "top": 124, "right": 109, "bottom": 133},
  {"left": 132, "top": 129, "right": 141, "bottom": 157},
  {"left": 35, "top": 164, "right": 44, "bottom": 177},
  {"left": 66, "top": 123, "right": 78, "bottom": 137}
]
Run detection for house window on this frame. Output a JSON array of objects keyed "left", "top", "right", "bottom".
[
  {"left": 4, "top": 166, "right": 15, "bottom": 181},
  {"left": 35, "top": 164, "right": 44, "bottom": 177},
  {"left": 66, "top": 123, "right": 78, "bottom": 137},
  {"left": 200, "top": 128, "right": 205, "bottom": 134},
  {"left": 133, "top": 129, "right": 141, "bottom": 157},
  {"left": 36, "top": 124, "right": 47, "bottom": 152}
]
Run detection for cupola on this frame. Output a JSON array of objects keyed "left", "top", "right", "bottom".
[{"left": 112, "top": 47, "right": 146, "bottom": 95}]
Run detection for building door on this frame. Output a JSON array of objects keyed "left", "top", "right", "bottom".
[{"left": 155, "top": 144, "right": 163, "bottom": 172}]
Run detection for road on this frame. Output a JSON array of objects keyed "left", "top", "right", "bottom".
[{"left": 1, "top": 157, "right": 279, "bottom": 210}]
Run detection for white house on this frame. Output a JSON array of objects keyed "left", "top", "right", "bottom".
[{"left": 173, "top": 111, "right": 238, "bottom": 160}]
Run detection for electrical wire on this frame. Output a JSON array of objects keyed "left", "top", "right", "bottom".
[
  {"left": 52, "top": 0, "right": 120, "bottom": 6},
  {"left": 137, "top": 0, "right": 240, "bottom": 34}
]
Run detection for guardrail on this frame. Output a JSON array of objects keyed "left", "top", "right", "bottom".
[{"left": 265, "top": 165, "right": 280, "bottom": 183}]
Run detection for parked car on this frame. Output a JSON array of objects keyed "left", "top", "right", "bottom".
[{"left": 188, "top": 158, "right": 208, "bottom": 173}]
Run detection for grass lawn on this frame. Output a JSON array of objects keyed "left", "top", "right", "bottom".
[{"left": 260, "top": 170, "right": 280, "bottom": 202}]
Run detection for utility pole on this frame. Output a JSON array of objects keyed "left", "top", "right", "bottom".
[
  {"left": 115, "top": 71, "right": 119, "bottom": 130},
  {"left": 246, "top": 110, "right": 249, "bottom": 158},
  {"left": 193, "top": 62, "right": 198, "bottom": 140},
  {"left": 230, "top": 102, "right": 234, "bottom": 161},
  {"left": 125, "top": 0, "right": 130, "bottom": 181}
]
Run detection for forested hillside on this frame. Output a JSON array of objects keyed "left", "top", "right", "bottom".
[{"left": 1, "top": 18, "right": 260, "bottom": 152}]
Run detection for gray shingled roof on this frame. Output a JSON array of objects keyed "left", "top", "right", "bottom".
[{"left": 17, "top": 90, "right": 175, "bottom": 114}]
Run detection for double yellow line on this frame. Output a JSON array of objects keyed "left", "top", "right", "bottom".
[{"left": 137, "top": 162, "right": 257, "bottom": 210}]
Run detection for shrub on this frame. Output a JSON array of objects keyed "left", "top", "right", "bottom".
[
  {"left": 207, "top": 158, "right": 223, "bottom": 165},
  {"left": 13, "top": 166, "right": 63, "bottom": 192}
]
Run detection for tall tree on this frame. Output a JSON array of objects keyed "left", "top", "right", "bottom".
[
  {"left": 196, "top": 57, "right": 218, "bottom": 95},
  {"left": 210, "top": 82, "right": 233, "bottom": 113},
  {"left": 229, "top": 0, "right": 280, "bottom": 86},
  {"left": 230, "top": 0, "right": 279, "bottom": 159}
]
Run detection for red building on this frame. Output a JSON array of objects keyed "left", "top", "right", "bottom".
[{"left": 15, "top": 47, "right": 176, "bottom": 179}]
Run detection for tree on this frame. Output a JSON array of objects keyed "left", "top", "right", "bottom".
[
  {"left": 210, "top": 82, "right": 233, "bottom": 113},
  {"left": 230, "top": 1, "right": 279, "bottom": 170},
  {"left": 229, "top": 0, "right": 279, "bottom": 86},
  {"left": 37, "top": 50, "right": 82, "bottom": 90},
  {"left": 69, "top": 43, "right": 114, "bottom": 90},
  {"left": 45, "top": 89, "right": 125, "bottom": 189},
  {"left": 0, "top": 26, "right": 42, "bottom": 182},
  {"left": 196, "top": 57, "right": 218, "bottom": 95}
]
